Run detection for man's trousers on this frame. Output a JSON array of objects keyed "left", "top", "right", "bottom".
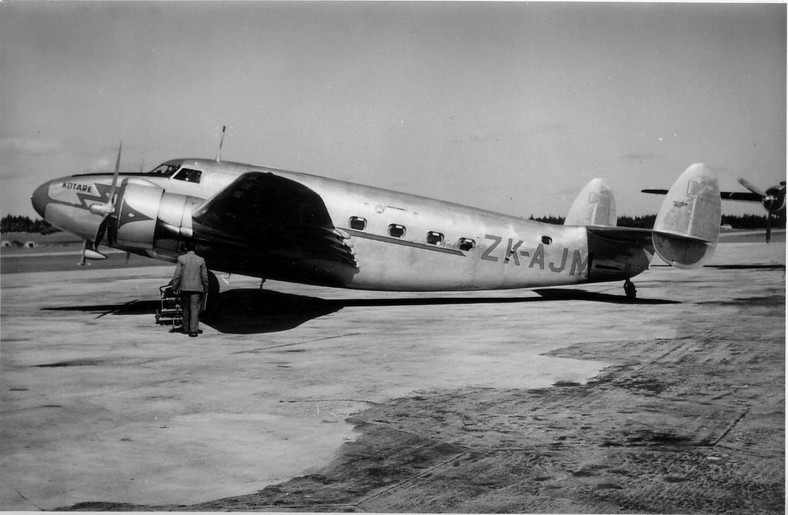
[{"left": 180, "top": 291, "right": 203, "bottom": 333}]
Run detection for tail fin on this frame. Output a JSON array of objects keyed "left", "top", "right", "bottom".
[
  {"left": 565, "top": 178, "right": 616, "bottom": 226},
  {"left": 653, "top": 163, "right": 721, "bottom": 268}
]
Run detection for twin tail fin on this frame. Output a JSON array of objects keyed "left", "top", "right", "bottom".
[
  {"left": 652, "top": 163, "right": 721, "bottom": 268},
  {"left": 566, "top": 163, "right": 721, "bottom": 269},
  {"left": 564, "top": 178, "right": 617, "bottom": 227}
]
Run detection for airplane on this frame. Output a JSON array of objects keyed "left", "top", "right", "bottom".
[
  {"left": 643, "top": 177, "right": 785, "bottom": 243},
  {"left": 31, "top": 144, "right": 722, "bottom": 302}
]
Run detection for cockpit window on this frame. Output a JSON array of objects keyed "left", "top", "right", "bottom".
[
  {"left": 147, "top": 164, "right": 179, "bottom": 177},
  {"left": 173, "top": 168, "right": 203, "bottom": 184}
]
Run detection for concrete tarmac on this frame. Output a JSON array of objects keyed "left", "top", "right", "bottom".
[{"left": 1, "top": 240, "right": 784, "bottom": 512}]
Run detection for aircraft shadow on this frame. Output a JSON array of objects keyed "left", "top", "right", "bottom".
[
  {"left": 42, "top": 287, "right": 679, "bottom": 335},
  {"left": 532, "top": 288, "right": 680, "bottom": 305},
  {"left": 43, "top": 300, "right": 162, "bottom": 318},
  {"left": 202, "top": 289, "right": 341, "bottom": 334},
  {"left": 42, "top": 290, "right": 342, "bottom": 335},
  {"left": 704, "top": 264, "right": 785, "bottom": 270}
]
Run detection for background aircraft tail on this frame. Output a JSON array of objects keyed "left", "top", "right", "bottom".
[
  {"left": 564, "top": 178, "right": 616, "bottom": 226},
  {"left": 652, "top": 163, "right": 721, "bottom": 268}
]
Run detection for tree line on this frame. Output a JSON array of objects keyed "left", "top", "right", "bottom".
[{"left": 1, "top": 215, "right": 59, "bottom": 234}]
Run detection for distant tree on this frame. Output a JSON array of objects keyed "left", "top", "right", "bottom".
[
  {"left": 1, "top": 215, "right": 58, "bottom": 234},
  {"left": 617, "top": 215, "right": 656, "bottom": 228},
  {"left": 528, "top": 213, "right": 782, "bottom": 230},
  {"left": 722, "top": 214, "right": 784, "bottom": 230},
  {"left": 529, "top": 214, "right": 565, "bottom": 225}
]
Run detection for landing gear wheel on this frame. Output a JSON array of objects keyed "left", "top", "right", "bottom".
[{"left": 623, "top": 278, "right": 637, "bottom": 301}]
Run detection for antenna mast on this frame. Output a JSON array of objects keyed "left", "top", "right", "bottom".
[{"left": 215, "top": 125, "right": 227, "bottom": 163}]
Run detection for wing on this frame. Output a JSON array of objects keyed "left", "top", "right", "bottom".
[
  {"left": 642, "top": 188, "right": 762, "bottom": 202},
  {"left": 191, "top": 172, "right": 357, "bottom": 283},
  {"left": 719, "top": 191, "right": 763, "bottom": 202}
]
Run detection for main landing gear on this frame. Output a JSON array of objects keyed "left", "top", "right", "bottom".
[{"left": 623, "top": 278, "right": 637, "bottom": 301}]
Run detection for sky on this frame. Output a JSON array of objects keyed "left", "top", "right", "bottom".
[{"left": 1, "top": 1, "right": 785, "bottom": 220}]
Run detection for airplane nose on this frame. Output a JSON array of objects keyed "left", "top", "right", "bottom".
[{"left": 31, "top": 182, "right": 50, "bottom": 218}]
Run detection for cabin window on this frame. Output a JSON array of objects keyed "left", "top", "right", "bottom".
[
  {"left": 458, "top": 238, "right": 476, "bottom": 251},
  {"left": 349, "top": 216, "right": 367, "bottom": 230},
  {"left": 173, "top": 168, "right": 203, "bottom": 184},
  {"left": 426, "top": 231, "right": 444, "bottom": 245},
  {"left": 541, "top": 236, "right": 552, "bottom": 245},
  {"left": 388, "top": 224, "right": 406, "bottom": 238}
]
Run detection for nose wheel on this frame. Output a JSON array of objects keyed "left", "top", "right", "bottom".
[{"left": 623, "top": 278, "right": 637, "bottom": 300}]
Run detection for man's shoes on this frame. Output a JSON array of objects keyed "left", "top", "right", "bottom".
[{"left": 188, "top": 331, "right": 198, "bottom": 337}]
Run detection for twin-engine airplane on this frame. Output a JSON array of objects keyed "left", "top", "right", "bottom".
[
  {"left": 31, "top": 145, "right": 722, "bottom": 300},
  {"left": 644, "top": 178, "right": 785, "bottom": 243}
]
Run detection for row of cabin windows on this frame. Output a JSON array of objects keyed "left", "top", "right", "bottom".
[
  {"left": 348, "top": 216, "right": 552, "bottom": 250},
  {"left": 349, "top": 216, "right": 476, "bottom": 250}
]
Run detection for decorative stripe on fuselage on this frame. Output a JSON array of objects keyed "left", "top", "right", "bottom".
[{"left": 342, "top": 228, "right": 466, "bottom": 256}]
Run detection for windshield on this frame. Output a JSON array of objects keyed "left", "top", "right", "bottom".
[{"left": 146, "top": 163, "right": 180, "bottom": 177}]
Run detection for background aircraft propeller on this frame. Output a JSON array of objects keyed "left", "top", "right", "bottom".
[
  {"left": 737, "top": 178, "right": 786, "bottom": 243},
  {"left": 737, "top": 178, "right": 768, "bottom": 198}
]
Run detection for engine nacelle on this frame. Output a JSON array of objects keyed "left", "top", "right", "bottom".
[
  {"left": 763, "top": 186, "right": 786, "bottom": 213},
  {"left": 113, "top": 180, "right": 164, "bottom": 250},
  {"left": 112, "top": 179, "right": 200, "bottom": 260}
]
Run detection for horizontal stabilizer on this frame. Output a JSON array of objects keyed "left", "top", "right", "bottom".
[
  {"left": 565, "top": 178, "right": 616, "bottom": 226},
  {"left": 585, "top": 225, "right": 653, "bottom": 246},
  {"left": 653, "top": 163, "right": 721, "bottom": 268}
]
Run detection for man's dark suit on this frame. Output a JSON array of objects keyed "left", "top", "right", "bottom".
[{"left": 172, "top": 250, "right": 209, "bottom": 336}]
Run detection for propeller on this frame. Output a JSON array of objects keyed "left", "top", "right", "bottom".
[
  {"left": 80, "top": 142, "right": 122, "bottom": 263},
  {"left": 737, "top": 178, "right": 781, "bottom": 243}
]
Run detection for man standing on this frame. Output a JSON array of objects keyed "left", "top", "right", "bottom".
[{"left": 172, "top": 241, "right": 209, "bottom": 337}]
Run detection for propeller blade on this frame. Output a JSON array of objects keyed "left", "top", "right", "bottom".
[
  {"left": 90, "top": 142, "right": 123, "bottom": 251},
  {"left": 79, "top": 240, "right": 88, "bottom": 266},
  {"left": 108, "top": 141, "right": 122, "bottom": 205},
  {"left": 766, "top": 214, "right": 772, "bottom": 244},
  {"left": 737, "top": 178, "right": 768, "bottom": 198},
  {"left": 93, "top": 216, "right": 110, "bottom": 251}
]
